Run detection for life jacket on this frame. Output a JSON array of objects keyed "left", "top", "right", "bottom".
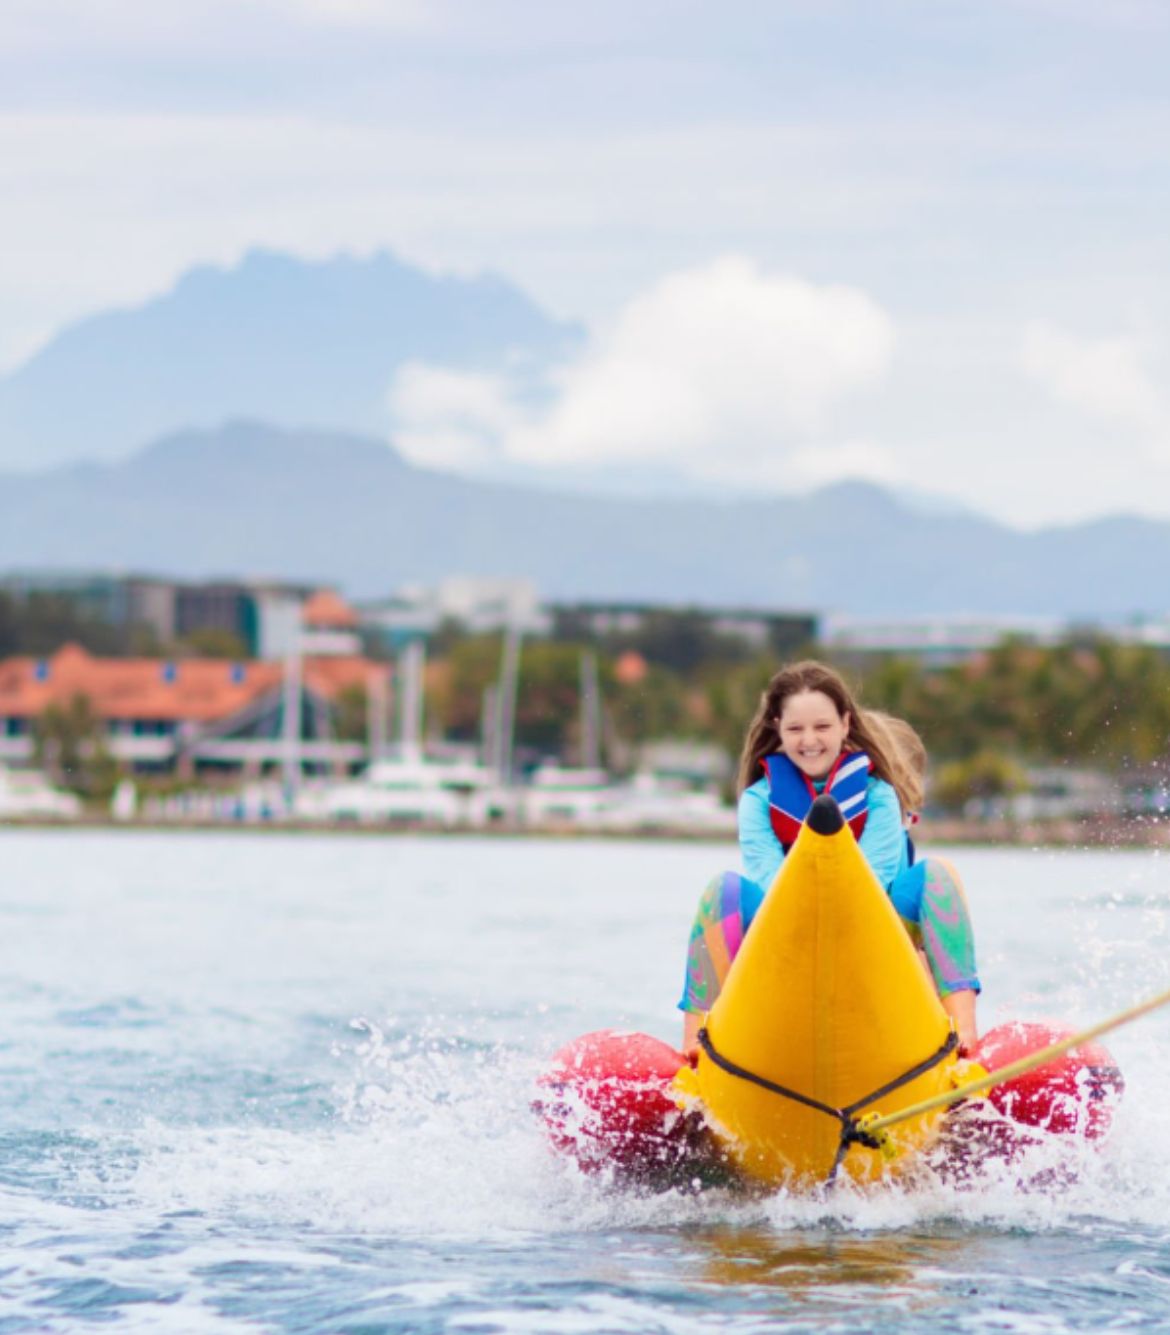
[{"left": 762, "top": 750, "right": 872, "bottom": 851}]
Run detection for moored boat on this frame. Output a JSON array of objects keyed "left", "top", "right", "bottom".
[{"left": 0, "top": 764, "right": 81, "bottom": 820}]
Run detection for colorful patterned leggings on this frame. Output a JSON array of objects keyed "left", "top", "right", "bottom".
[{"left": 678, "top": 858, "right": 980, "bottom": 1014}]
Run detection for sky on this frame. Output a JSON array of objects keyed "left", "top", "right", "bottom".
[{"left": 3, "top": 0, "right": 1170, "bottom": 527}]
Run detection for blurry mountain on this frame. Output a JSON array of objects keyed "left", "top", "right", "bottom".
[
  {"left": 0, "top": 420, "right": 1164, "bottom": 616},
  {"left": 0, "top": 249, "right": 582, "bottom": 471}
]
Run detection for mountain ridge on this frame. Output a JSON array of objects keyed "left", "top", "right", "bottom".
[
  {"left": 0, "top": 248, "right": 582, "bottom": 472},
  {"left": 0, "top": 419, "right": 1160, "bottom": 617}
]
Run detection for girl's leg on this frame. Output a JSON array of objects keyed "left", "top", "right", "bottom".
[
  {"left": 888, "top": 857, "right": 980, "bottom": 1051},
  {"left": 940, "top": 988, "right": 978, "bottom": 1056},
  {"left": 679, "top": 871, "right": 764, "bottom": 1052}
]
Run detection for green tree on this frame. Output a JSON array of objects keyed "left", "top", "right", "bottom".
[
  {"left": 604, "top": 662, "right": 691, "bottom": 749},
  {"left": 512, "top": 641, "right": 590, "bottom": 757},
  {"left": 857, "top": 655, "right": 927, "bottom": 724},
  {"left": 432, "top": 633, "right": 508, "bottom": 742},
  {"left": 932, "top": 750, "right": 1028, "bottom": 814},
  {"left": 701, "top": 656, "right": 778, "bottom": 780},
  {"left": 333, "top": 684, "right": 368, "bottom": 742},
  {"left": 34, "top": 693, "right": 119, "bottom": 801}
]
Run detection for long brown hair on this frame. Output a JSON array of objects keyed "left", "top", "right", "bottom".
[
  {"left": 736, "top": 660, "right": 915, "bottom": 810},
  {"left": 864, "top": 710, "right": 927, "bottom": 813}
]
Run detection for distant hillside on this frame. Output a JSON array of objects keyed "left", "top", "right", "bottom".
[
  {"left": 0, "top": 249, "right": 581, "bottom": 471},
  {"left": 0, "top": 420, "right": 1164, "bottom": 616}
]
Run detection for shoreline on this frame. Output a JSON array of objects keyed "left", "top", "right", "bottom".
[
  {"left": 1, "top": 813, "right": 1168, "bottom": 848},
  {"left": 919, "top": 815, "right": 1170, "bottom": 849}
]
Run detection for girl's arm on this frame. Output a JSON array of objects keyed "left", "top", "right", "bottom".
[
  {"left": 738, "top": 780, "right": 783, "bottom": 888},
  {"left": 858, "top": 779, "right": 905, "bottom": 888}
]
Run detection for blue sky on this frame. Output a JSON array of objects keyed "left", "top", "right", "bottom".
[{"left": 3, "top": 0, "right": 1170, "bottom": 525}]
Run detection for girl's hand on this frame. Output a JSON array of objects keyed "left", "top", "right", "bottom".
[
  {"left": 682, "top": 1013, "right": 704, "bottom": 1065},
  {"left": 941, "top": 989, "right": 979, "bottom": 1059}
]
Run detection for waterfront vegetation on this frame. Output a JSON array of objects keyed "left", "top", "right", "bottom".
[
  {"left": 8, "top": 585, "right": 1170, "bottom": 812},
  {"left": 419, "top": 629, "right": 1170, "bottom": 810}
]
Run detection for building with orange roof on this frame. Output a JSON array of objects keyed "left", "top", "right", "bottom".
[
  {"left": 300, "top": 589, "right": 364, "bottom": 658},
  {"left": 0, "top": 639, "right": 391, "bottom": 779},
  {"left": 302, "top": 589, "right": 358, "bottom": 628}
]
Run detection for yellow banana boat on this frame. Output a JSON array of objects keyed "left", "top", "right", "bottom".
[
  {"left": 672, "top": 793, "right": 961, "bottom": 1187},
  {"left": 541, "top": 792, "right": 1122, "bottom": 1191}
]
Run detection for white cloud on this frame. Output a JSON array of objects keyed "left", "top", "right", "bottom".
[
  {"left": 1021, "top": 320, "right": 1165, "bottom": 430},
  {"left": 386, "top": 257, "right": 896, "bottom": 484},
  {"left": 785, "top": 441, "right": 898, "bottom": 489},
  {"left": 390, "top": 364, "right": 524, "bottom": 471}
]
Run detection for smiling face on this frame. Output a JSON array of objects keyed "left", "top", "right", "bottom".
[{"left": 776, "top": 688, "right": 851, "bottom": 780}]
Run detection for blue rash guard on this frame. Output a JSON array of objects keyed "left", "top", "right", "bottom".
[
  {"left": 678, "top": 770, "right": 980, "bottom": 1013},
  {"left": 737, "top": 773, "right": 907, "bottom": 890}
]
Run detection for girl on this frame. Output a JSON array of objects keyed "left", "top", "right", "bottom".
[{"left": 680, "top": 661, "right": 980, "bottom": 1055}]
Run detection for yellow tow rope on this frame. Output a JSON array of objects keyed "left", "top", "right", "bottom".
[{"left": 861, "top": 982, "right": 1170, "bottom": 1141}]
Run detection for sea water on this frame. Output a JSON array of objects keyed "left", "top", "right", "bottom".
[{"left": 1, "top": 828, "right": 1169, "bottom": 1332}]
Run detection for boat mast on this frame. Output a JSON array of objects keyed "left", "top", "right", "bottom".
[
  {"left": 580, "top": 650, "right": 602, "bottom": 770},
  {"left": 480, "top": 683, "right": 497, "bottom": 769},
  {"left": 494, "top": 626, "right": 522, "bottom": 782},
  {"left": 281, "top": 631, "right": 302, "bottom": 794},
  {"left": 367, "top": 663, "right": 389, "bottom": 763},
  {"left": 398, "top": 638, "right": 425, "bottom": 763}
]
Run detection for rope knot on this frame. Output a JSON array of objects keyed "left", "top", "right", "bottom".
[{"left": 840, "top": 1118, "right": 883, "bottom": 1152}]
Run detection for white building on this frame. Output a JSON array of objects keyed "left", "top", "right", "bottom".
[
  {"left": 821, "top": 613, "right": 1070, "bottom": 663},
  {"left": 359, "top": 577, "right": 550, "bottom": 645}
]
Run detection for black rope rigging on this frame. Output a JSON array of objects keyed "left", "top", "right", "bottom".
[{"left": 695, "top": 1024, "right": 959, "bottom": 1183}]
